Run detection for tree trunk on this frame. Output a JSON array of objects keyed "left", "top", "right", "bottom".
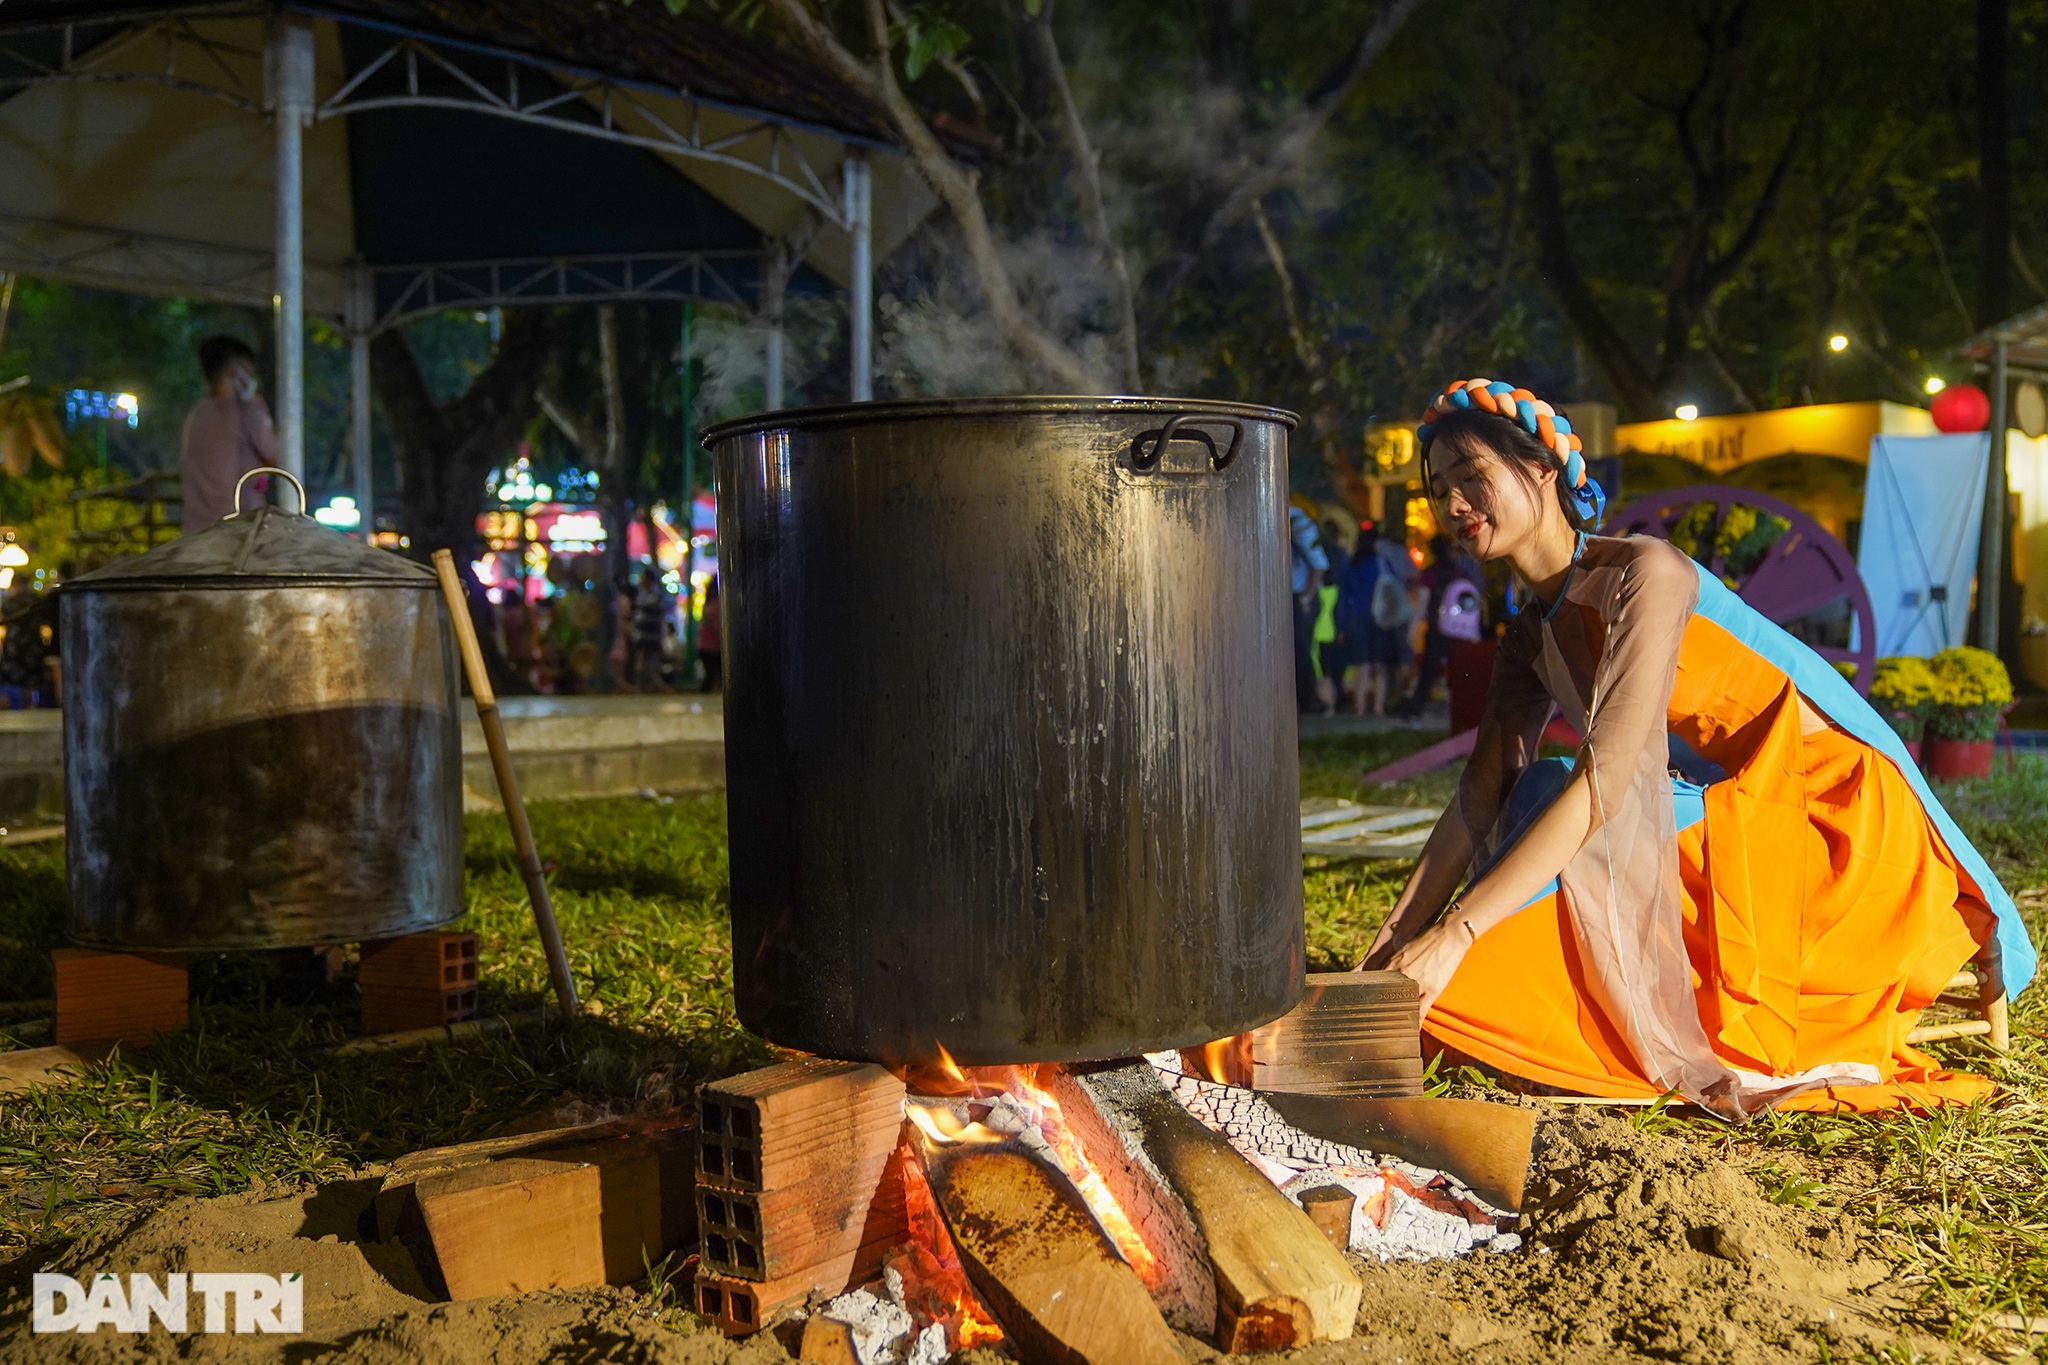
[
  {"left": 1979, "top": 0, "right": 2011, "bottom": 329},
  {"left": 1028, "top": 3, "right": 1140, "bottom": 390},
  {"left": 371, "top": 307, "right": 553, "bottom": 695},
  {"left": 763, "top": 0, "right": 1098, "bottom": 391}
]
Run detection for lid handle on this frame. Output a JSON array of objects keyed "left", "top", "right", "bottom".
[{"left": 225, "top": 466, "right": 307, "bottom": 519}]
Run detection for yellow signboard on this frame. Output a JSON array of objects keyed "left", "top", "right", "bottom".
[{"left": 1615, "top": 400, "right": 1934, "bottom": 473}]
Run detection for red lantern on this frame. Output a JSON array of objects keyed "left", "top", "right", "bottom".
[{"left": 1931, "top": 383, "right": 1992, "bottom": 433}]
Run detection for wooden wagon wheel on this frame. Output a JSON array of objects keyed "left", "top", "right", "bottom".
[{"left": 1602, "top": 483, "right": 1877, "bottom": 695}]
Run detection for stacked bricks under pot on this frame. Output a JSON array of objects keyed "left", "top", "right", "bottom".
[
  {"left": 359, "top": 933, "right": 479, "bottom": 1034},
  {"left": 52, "top": 948, "right": 188, "bottom": 1046},
  {"left": 692, "top": 1058, "right": 908, "bottom": 1337}
]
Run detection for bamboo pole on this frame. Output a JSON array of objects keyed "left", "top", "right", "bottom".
[{"left": 431, "top": 550, "right": 579, "bottom": 1018}]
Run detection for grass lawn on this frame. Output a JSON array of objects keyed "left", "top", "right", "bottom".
[{"left": 1, "top": 731, "right": 2043, "bottom": 1357}]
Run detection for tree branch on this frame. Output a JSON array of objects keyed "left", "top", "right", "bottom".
[
  {"left": 1699, "top": 306, "right": 1763, "bottom": 411},
  {"left": 1700, "top": 121, "right": 1800, "bottom": 294},
  {"left": 1250, "top": 198, "right": 1322, "bottom": 385},
  {"left": 762, "top": 0, "right": 1096, "bottom": 391},
  {"left": 1529, "top": 142, "right": 1658, "bottom": 417},
  {"left": 1027, "top": 1, "right": 1139, "bottom": 389},
  {"left": 1142, "top": 0, "right": 1425, "bottom": 323}
]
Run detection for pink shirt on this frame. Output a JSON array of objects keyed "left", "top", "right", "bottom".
[{"left": 179, "top": 394, "right": 277, "bottom": 531}]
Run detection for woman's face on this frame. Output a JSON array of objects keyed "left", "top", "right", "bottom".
[{"left": 1428, "top": 439, "right": 1556, "bottom": 563}]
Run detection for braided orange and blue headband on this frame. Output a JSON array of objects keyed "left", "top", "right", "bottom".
[{"left": 1418, "top": 377, "right": 1604, "bottom": 523}]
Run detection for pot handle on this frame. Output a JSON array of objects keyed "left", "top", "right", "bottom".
[
  {"left": 1130, "top": 414, "right": 1244, "bottom": 472},
  {"left": 225, "top": 465, "right": 308, "bottom": 518}
]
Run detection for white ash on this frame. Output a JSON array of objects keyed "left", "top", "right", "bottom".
[
  {"left": 1154, "top": 1066, "right": 1519, "bottom": 1262},
  {"left": 819, "top": 1288, "right": 912, "bottom": 1365},
  {"left": 820, "top": 1275, "right": 952, "bottom": 1365}
]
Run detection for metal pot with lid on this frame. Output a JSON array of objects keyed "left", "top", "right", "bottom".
[{"left": 61, "top": 469, "right": 464, "bottom": 950}]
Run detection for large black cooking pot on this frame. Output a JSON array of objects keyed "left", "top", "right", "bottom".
[{"left": 703, "top": 397, "right": 1304, "bottom": 1066}]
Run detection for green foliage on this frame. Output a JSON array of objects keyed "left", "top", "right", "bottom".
[
  {"left": 897, "top": 6, "right": 971, "bottom": 81},
  {"left": 1, "top": 467, "right": 148, "bottom": 577}
]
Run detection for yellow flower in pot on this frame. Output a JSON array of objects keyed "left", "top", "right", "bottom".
[
  {"left": 1869, "top": 656, "right": 1938, "bottom": 748},
  {"left": 1924, "top": 646, "right": 2013, "bottom": 779}
]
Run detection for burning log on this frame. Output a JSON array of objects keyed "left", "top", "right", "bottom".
[
  {"left": 907, "top": 1100, "right": 1185, "bottom": 1365},
  {"left": 1055, "top": 1063, "right": 1361, "bottom": 1351}
]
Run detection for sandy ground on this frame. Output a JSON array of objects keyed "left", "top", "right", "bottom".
[{"left": 0, "top": 1101, "right": 1964, "bottom": 1365}]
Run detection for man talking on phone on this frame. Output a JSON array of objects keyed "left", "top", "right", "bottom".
[{"left": 179, "top": 334, "right": 278, "bottom": 531}]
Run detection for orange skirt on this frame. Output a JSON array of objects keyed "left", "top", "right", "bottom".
[{"left": 1424, "top": 707, "right": 1998, "bottom": 1113}]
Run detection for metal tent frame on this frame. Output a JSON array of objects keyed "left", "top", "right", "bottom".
[
  {"left": 1961, "top": 300, "right": 2048, "bottom": 653},
  {"left": 0, "top": 0, "right": 926, "bottom": 528}
]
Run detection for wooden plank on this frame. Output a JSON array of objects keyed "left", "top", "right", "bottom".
[
  {"left": 544, "top": 1127, "right": 698, "bottom": 1285},
  {"left": 1258, "top": 1091, "right": 1538, "bottom": 1216},
  {"left": 913, "top": 1131, "right": 1186, "bottom": 1365},
  {"left": 1063, "top": 1063, "right": 1361, "bottom": 1351},
  {"left": 797, "top": 1316, "right": 862, "bottom": 1365},
  {"left": 1360, "top": 729, "right": 1477, "bottom": 784},
  {"left": 0, "top": 1039, "right": 117, "bottom": 1093},
  {"left": 417, "top": 1157, "right": 607, "bottom": 1299},
  {"left": 382, "top": 1113, "right": 696, "bottom": 1268}
]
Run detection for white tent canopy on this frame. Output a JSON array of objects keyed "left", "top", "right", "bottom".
[{"left": 0, "top": 0, "right": 940, "bottom": 514}]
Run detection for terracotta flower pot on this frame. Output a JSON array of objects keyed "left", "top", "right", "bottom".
[
  {"left": 1902, "top": 738, "right": 1923, "bottom": 763},
  {"left": 1924, "top": 737, "right": 1993, "bottom": 781}
]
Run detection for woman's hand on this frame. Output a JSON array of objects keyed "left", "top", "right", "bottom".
[
  {"left": 1358, "top": 916, "right": 1418, "bottom": 971},
  {"left": 1386, "top": 916, "right": 1475, "bottom": 1019}
]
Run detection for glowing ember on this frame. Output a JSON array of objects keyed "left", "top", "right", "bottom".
[
  {"left": 907, "top": 1056, "right": 1161, "bottom": 1288},
  {"left": 1017, "top": 1066, "right": 1160, "bottom": 1287},
  {"left": 894, "top": 1138, "right": 1007, "bottom": 1349}
]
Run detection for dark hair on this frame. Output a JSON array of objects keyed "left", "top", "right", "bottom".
[
  {"left": 1356, "top": 523, "right": 1381, "bottom": 553},
  {"left": 197, "top": 335, "right": 257, "bottom": 384},
  {"left": 1418, "top": 406, "right": 1594, "bottom": 534}
]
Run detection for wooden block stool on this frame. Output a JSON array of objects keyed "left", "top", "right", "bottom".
[
  {"left": 1907, "top": 950, "right": 2011, "bottom": 1052},
  {"left": 359, "top": 933, "right": 479, "bottom": 1034},
  {"left": 52, "top": 948, "right": 187, "bottom": 1046}
]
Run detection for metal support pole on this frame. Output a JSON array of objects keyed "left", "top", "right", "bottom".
[
  {"left": 269, "top": 18, "right": 314, "bottom": 482},
  {"left": 845, "top": 153, "right": 872, "bottom": 401},
  {"left": 763, "top": 241, "right": 788, "bottom": 410},
  {"left": 347, "top": 264, "right": 374, "bottom": 539},
  {"left": 680, "top": 301, "right": 698, "bottom": 680},
  {"left": 1979, "top": 340, "right": 2010, "bottom": 652}
]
